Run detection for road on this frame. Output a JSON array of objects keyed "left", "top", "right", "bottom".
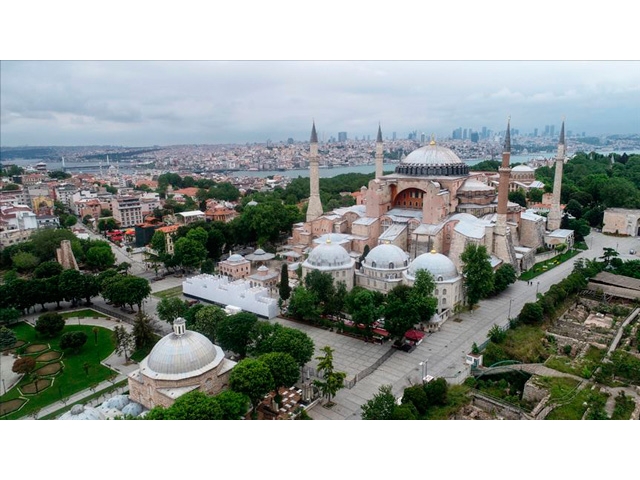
[{"left": 307, "top": 231, "right": 640, "bottom": 419}]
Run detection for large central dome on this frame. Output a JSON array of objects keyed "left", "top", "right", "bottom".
[{"left": 395, "top": 141, "right": 469, "bottom": 177}]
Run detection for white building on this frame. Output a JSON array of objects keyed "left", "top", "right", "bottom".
[{"left": 183, "top": 274, "right": 280, "bottom": 319}]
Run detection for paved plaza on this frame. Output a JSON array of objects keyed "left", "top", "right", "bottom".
[{"left": 305, "top": 232, "right": 640, "bottom": 419}]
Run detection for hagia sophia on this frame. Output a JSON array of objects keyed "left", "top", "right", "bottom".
[{"left": 290, "top": 119, "right": 570, "bottom": 322}]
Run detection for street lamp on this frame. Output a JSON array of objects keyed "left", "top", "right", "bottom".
[
  {"left": 536, "top": 282, "right": 540, "bottom": 298},
  {"left": 2, "top": 378, "right": 6, "bottom": 395},
  {"left": 419, "top": 360, "right": 428, "bottom": 384},
  {"left": 508, "top": 298, "right": 513, "bottom": 321}
]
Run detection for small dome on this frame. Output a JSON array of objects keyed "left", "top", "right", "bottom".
[
  {"left": 402, "top": 143, "right": 464, "bottom": 166},
  {"left": 363, "top": 244, "right": 409, "bottom": 270},
  {"left": 144, "top": 329, "right": 224, "bottom": 379},
  {"left": 254, "top": 248, "right": 266, "bottom": 255},
  {"left": 313, "top": 233, "right": 350, "bottom": 246},
  {"left": 59, "top": 404, "right": 106, "bottom": 420},
  {"left": 305, "top": 242, "right": 352, "bottom": 268},
  {"left": 512, "top": 165, "right": 534, "bottom": 172},
  {"left": 257, "top": 265, "right": 269, "bottom": 272},
  {"left": 407, "top": 251, "right": 459, "bottom": 281},
  {"left": 227, "top": 254, "right": 246, "bottom": 263}
]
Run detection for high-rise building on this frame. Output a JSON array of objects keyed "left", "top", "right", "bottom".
[
  {"left": 533, "top": 128, "right": 538, "bottom": 137},
  {"left": 481, "top": 126, "right": 487, "bottom": 139},
  {"left": 392, "top": 132, "right": 397, "bottom": 141},
  {"left": 463, "top": 128, "right": 468, "bottom": 140},
  {"left": 550, "top": 125, "right": 555, "bottom": 138},
  {"left": 544, "top": 125, "right": 550, "bottom": 136},
  {"left": 420, "top": 132, "right": 426, "bottom": 143},
  {"left": 338, "top": 132, "right": 347, "bottom": 142}
]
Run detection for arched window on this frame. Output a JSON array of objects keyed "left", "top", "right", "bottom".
[
  {"left": 435, "top": 289, "right": 439, "bottom": 295},
  {"left": 389, "top": 262, "right": 394, "bottom": 269},
  {"left": 443, "top": 289, "right": 447, "bottom": 295},
  {"left": 371, "top": 261, "right": 377, "bottom": 268},
  {"left": 437, "top": 276, "right": 443, "bottom": 282}
]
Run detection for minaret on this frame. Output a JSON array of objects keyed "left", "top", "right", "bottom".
[
  {"left": 547, "top": 121, "right": 566, "bottom": 231},
  {"left": 306, "top": 121, "right": 324, "bottom": 222},
  {"left": 375, "top": 123, "right": 384, "bottom": 179},
  {"left": 495, "top": 119, "right": 512, "bottom": 236}
]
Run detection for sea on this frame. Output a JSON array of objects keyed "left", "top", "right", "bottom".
[{"left": 6, "top": 151, "right": 640, "bottom": 179}]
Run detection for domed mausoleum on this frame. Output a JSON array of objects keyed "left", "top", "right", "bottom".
[
  {"left": 302, "top": 237, "right": 356, "bottom": 290},
  {"left": 404, "top": 250, "right": 463, "bottom": 318},
  {"left": 128, "top": 318, "right": 236, "bottom": 410},
  {"left": 356, "top": 242, "right": 409, "bottom": 292}
]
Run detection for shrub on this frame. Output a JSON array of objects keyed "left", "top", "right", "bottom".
[
  {"left": 563, "top": 344, "right": 572, "bottom": 356},
  {"left": 12, "top": 356, "right": 36, "bottom": 375},
  {"left": 60, "top": 331, "right": 88, "bottom": 352},
  {"left": 518, "top": 302, "right": 544, "bottom": 325},
  {"left": 35, "top": 312, "right": 65, "bottom": 337}
]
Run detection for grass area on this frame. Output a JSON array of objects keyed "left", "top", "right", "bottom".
[
  {"left": 60, "top": 309, "right": 109, "bottom": 319},
  {"left": 545, "top": 346, "right": 606, "bottom": 379},
  {"left": 575, "top": 241, "right": 588, "bottom": 251},
  {"left": 534, "top": 376, "right": 581, "bottom": 403},
  {"left": 423, "top": 384, "right": 471, "bottom": 419},
  {"left": 40, "top": 379, "right": 128, "bottom": 420},
  {"left": 545, "top": 387, "right": 608, "bottom": 420},
  {"left": 130, "top": 333, "right": 161, "bottom": 362},
  {"left": 483, "top": 325, "right": 553, "bottom": 366},
  {"left": 611, "top": 391, "right": 636, "bottom": 420},
  {"left": 152, "top": 286, "right": 183, "bottom": 299},
  {"left": 519, "top": 248, "right": 582, "bottom": 281},
  {"left": 0, "top": 322, "right": 117, "bottom": 420}
]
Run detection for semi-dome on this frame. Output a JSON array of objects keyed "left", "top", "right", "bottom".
[
  {"left": 395, "top": 141, "right": 469, "bottom": 177},
  {"left": 143, "top": 318, "right": 224, "bottom": 380},
  {"left": 304, "top": 240, "right": 352, "bottom": 268},
  {"left": 363, "top": 243, "right": 409, "bottom": 270},
  {"left": 407, "top": 250, "right": 459, "bottom": 281},
  {"left": 313, "top": 233, "right": 350, "bottom": 246}
]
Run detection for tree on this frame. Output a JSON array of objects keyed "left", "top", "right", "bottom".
[
  {"left": 229, "top": 358, "right": 275, "bottom": 415},
  {"left": 518, "top": 302, "right": 544, "bottom": 325},
  {"left": 565, "top": 199, "right": 583, "bottom": 219},
  {"left": 251, "top": 323, "right": 315, "bottom": 367},
  {"left": 30, "top": 228, "right": 79, "bottom": 261},
  {"left": 0, "top": 326, "right": 17, "bottom": 350},
  {"left": 59, "top": 269, "right": 85, "bottom": 306},
  {"left": 383, "top": 285, "right": 418, "bottom": 340},
  {"left": 97, "top": 218, "right": 118, "bottom": 232},
  {"left": 150, "top": 230, "right": 167, "bottom": 254},
  {"left": 113, "top": 325, "right": 135, "bottom": 362},
  {"left": 59, "top": 331, "right": 88, "bottom": 353},
  {"left": 81, "top": 274, "right": 100, "bottom": 306},
  {"left": 192, "top": 305, "right": 226, "bottom": 343},
  {"left": 304, "top": 270, "right": 335, "bottom": 313},
  {"left": 103, "top": 276, "right": 151, "bottom": 312},
  {"left": 11, "top": 251, "right": 40, "bottom": 272},
  {"left": 508, "top": 189, "right": 527, "bottom": 208},
  {"left": 410, "top": 270, "right": 438, "bottom": 323},
  {"left": 173, "top": 237, "right": 207, "bottom": 272},
  {"left": 493, "top": 263, "right": 517, "bottom": 295},
  {"left": 33, "top": 261, "right": 63, "bottom": 279},
  {"left": 347, "top": 289, "right": 379, "bottom": 336},
  {"left": 461, "top": 244, "right": 494, "bottom": 308},
  {"left": 214, "top": 390, "right": 251, "bottom": 420},
  {"left": 0, "top": 308, "right": 21, "bottom": 327},
  {"left": 314, "top": 346, "right": 346, "bottom": 404},
  {"left": 132, "top": 312, "right": 156, "bottom": 351},
  {"left": 216, "top": 312, "right": 258, "bottom": 358},
  {"left": 35, "top": 312, "right": 65, "bottom": 337},
  {"left": 401, "top": 385, "right": 429, "bottom": 415},
  {"left": 487, "top": 324, "right": 507, "bottom": 344},
  {"left": 287, "top": 286, "right": 320, "bottom": 323},
  {"left": 259, "top": 352, "right": 300, "bottom": 404},
  {"left": 361, "top": 384, "right": 397, "bottom": 420},
  {"left": 424, "top": 377, "right": 448, "bottom": 406},
  {"left": 156, "top": 297, "right": 189, "bottom": 324},
  {"left": 528, "top": 188, "right": 543, "bottom": 203},
  {"left": 12, "top": 356, "right": 36, "bottom": 376},
  {"left": 279, "top": 264, "right": 291, "bottom": 301},
  {"left": 600, "top": 247, "right": 619, "bottom": 266},
  {"left": 85, "top": 246, "right": 116, "bottom": 271}
]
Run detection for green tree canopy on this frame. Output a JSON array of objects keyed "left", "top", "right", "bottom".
[
  {"left": 361, "top": 384, "right": 397, "bottom": 420},
  {"left": 216, "top": 312, "right": 259, "bottom": 358},
  {"left": 461, "top": 244, "right": 494, "bottom": 308},
  {"left": 259, "top": 352, "right": 300, "bottom": 395},
  {"left": 35, "top": 312, "right": 65, "bottom": 337},
  {"left": 229, "top": 358, "right": 275, "bottom": 414},
  {"left": 251, "top": 323, "right": 315, "bottom": 367},
  {"left": 156, "top": 297, "right": 189, "bottom": 324}
]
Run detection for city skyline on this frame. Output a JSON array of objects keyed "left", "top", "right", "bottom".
[{"left": 1, "top": 61, "right": 639, "bottom": 147}]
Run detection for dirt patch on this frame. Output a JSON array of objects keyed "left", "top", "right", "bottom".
[
  {"left": 1, "top": 340, "right": 26, "bottom": 352},
  {"left": 35, "top": 361, "right": 62, "bottom": 376},
  {"left": 0, "top": 398, "right": 27, "bottom": 417},
  {"left": 21, "top": 378, "right": 52, "bottom": 395},
  {"left": 35, "top": 351, "right": 62, "bottom": 362},
  {"left": 25, "top": 344, "right": 48, "bottom": 354}
]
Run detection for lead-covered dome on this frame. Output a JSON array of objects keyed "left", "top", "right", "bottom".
[
  {"left": 395, "top": 141, "right": 469, "bottom": 177},
  {"left": 59, "top": 404, "right": 106, "bottom": 420},
  {"left": 304, "top": 240, "right": 353, "bottom": 268},
  {"left": 227, "top": 254, "right": 246, "bottom": 263},
  {"left": 363, "top": 244, "right": 409, "bottom": 270},
  {"left": 143, "top": 318, "right": 224, "bottom": 380},
  {"left": 406, "top": 250, "right": 459, "bottom": 281}
]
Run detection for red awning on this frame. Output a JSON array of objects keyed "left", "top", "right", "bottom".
[
  {"left": 372, "top": 328, "right": 389, "bottom": 337},
  {"left": 404, "top": 329, "right": 425, "bottom": 342}
]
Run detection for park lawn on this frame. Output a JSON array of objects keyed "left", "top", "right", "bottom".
[
  {"left": 519, "top": 249, "right": 582, "bottom": 281},
  {"left": 503, "top": 325, "right": 552, "bottom": 364},
  {"left": 60, "top": 309, "right": 109, "bottom": 319},
  {"left": 0, "top": 323, "right": 117, "bottom": 420},
  {"left": 152, "top": 286, "right": 183, "bottom": 299},
  {"left": 534, "top": 376, "right": 581, "bottom": 403}
]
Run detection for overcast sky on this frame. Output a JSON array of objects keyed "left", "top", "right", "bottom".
[{"left": 1, "top": 60, "right": 638, "bottom": 147}]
